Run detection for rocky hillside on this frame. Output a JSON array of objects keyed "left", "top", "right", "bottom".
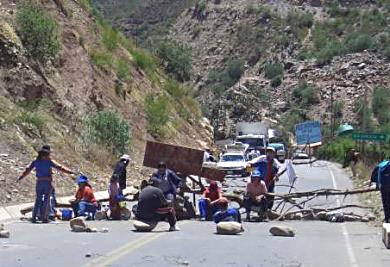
[
  {"left": 95, "top": 0, "right": 390, "bottom": 140},
  {"left": 0, "top": 0, "right": 213, "bottom": 205}
]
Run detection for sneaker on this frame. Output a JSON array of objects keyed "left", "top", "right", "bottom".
[
  {"left": 169, "top": 225, "right": 180, "bottom": 232},
  {"left": 200, "top": 217, "right": 206, "bottom": 221}
]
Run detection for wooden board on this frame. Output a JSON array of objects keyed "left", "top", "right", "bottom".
[{"left": 143, "top": 141, "right": 225, "bottom": 181}]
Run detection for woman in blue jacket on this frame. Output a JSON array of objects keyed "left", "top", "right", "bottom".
[{"left": 17, "top": 148, "right": 75, "bottom": 223}]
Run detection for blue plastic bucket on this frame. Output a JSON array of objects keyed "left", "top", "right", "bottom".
[{"left": 60, "top": 209, "right": 73, "bottom": 220}]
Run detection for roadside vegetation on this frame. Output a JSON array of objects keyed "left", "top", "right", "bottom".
[
  {"left": 207, "top": 59, "right": 244, "bottom": 96},
  {"left": 16, "top": 0, "right": 60, "bottom": 63},
  {"left": 84, "top": 111, "right": 132, "bottom": 155}
]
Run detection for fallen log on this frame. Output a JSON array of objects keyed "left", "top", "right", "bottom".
[{"left": 269, "top": 187, "right": 378, "bottom": 200}]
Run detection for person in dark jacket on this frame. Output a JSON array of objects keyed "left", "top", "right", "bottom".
[
  {"left": 150, "top": 161, "right": 182, "bottom": 201},
  {"left": 370, "top": 160, "right": 390, "bottom": 223},
  {"left": 111, "top": 154, "right": 131, "bottom": 190},
  {"left": 135, "top": 180, "right": 179, "bottom": 231}
]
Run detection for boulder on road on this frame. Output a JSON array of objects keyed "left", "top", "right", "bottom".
[
  {"left": 95, "top": 211, "right": 107, "bottom": 221},
  {"left": 120, "top": 208, "right": 132, "bottom": 221},
  {"left": 70, "top": 217, "right": 88, "bottom": 232},
  {"left": 0, "top": 230, "right": 10, "bottom": 238},
  {"left": 269, "top": 225, "right": 295, "bottom": 237},
  {"left": 216, "top": 222, "right": 244, "bottom": 235},
  {"left": 133, "top": 220, "right": 157, "bottom": 232}
]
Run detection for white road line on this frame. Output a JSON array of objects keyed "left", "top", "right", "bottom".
[{"left": 328, "top": 166, "right": 359, "bottom": 267}]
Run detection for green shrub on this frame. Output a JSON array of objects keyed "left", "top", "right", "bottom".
[
  {"left": 246, "top": 4, "right": 263, "bottom": 14},
  {"left": 264, "top": 63, "right": 283, "bottom": 80},
  {"left": 102, "top": 25, "right": 119, "bottom": 51},
  {"left": 116, "top": 58, "right": 132, "bottom": 83},
  {"left": 344, "top": 34, "right": 373, "bottom": 53},
  {"left": 13, "top": 111, "right": 46, "bottom": 135},
  {"left": 131, "top": 49, "right": 156, "bottom": 73},
  {"left": 372, "top": 87, "right": 390, "bottom": 124},
  {"left": 226, "top": 59, "right": 244, "bottom": 80},
  {"left": 292, "top": 82, "right": 319, "bottom": 107},
  {"left": 317, "top": 137, "right": 355, "bottom": 164},
  {"left": 315, "top": 41, "right": 344, "bottom": 65},
  {"left": 207, "top": 59, "right": 244, "bottom": 96},
  {"left": 85, "top": 111, "right": 131, "bottom": 154},
  {"left": 270, "top": 76, "right": 282, "bottom": 87},
  {"left": 164, "top": 80, "right": 187, "bottom": 99},
  {"left": 383, "top": 47, "right": 390, "bottom": 59},
  {"left": 288, "top": 12, "right": 313, "bottom": 28},
  {"left": 90, "top": 48, "right": 113, "bottom": 71},
  {"left": 16, "top": 1, "right": 60, "bottom": 63},
  {"left": 145, "top": 95, "right": 170, "bottom": 137},
  {"left": 153, "top": 38, "right": 192, "bottom": 82}
]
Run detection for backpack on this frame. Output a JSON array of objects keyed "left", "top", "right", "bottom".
[{"left": 377, "top": 160, "right": 390, "bottom": 189}]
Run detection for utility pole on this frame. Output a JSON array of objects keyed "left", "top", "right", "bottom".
[{"left": 330, "top": 85, "right": 335, "bottom": 140}]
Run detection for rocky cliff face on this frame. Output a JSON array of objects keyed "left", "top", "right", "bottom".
[
  {"left": 0, "top": 0, "right": 212, "bottom": 205},
  {"left": 95, "top": 0, "right": 390, "bottom": 140}
]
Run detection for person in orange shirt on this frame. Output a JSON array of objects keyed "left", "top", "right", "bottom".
[{"left": 71, "top": 175, "right": 98, "bottom": 219}]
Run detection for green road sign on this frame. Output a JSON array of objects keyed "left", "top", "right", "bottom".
[{"left": 351, "top": 133, "right": 388, "bottom": 142}]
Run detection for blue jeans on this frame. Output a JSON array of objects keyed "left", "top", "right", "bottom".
[
  {"left": 198, "top": 198, "right": 219, "bottom": 220},
  {"left": 32, "top": 180, "right": 53, "bottom": 221},
  {"left": 78, "top": 201, "right": 97, "bottom": 219}
]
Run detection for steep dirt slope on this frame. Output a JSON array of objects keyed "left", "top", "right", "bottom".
[{"left": 0, "top": 0, "right": 212, "bottom": 205}]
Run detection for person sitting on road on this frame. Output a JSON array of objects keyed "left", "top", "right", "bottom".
[
  {"left": 213, "top": 198, "right": 241, "bottom": 224},
  {"left": 370, "top": 160, "right": 390, "bottom": 223},
  {"left": 150, "top": 161, "right": 182, "bottom": 202},
  {"left": 108, "top": 175, "right": 127, "bottom": 220},
  {"left": 17, "top": 148, "right": 76, "bottom": 223},
  {"left": 248, "top": 147, "right": 283, "bottom": 210},
  {"left": 244, "top": 170, "right": 268, "bottom": 222},
  {"left": 111, "top": 154, "right": 131, "bottom": 190},
  {"left": 198, "top": 181, "right": 223, "bottom": 221},
  {"left": 71, "top": 175, "right": 98, "bottom": 220},
  {"left": 135, "top": 180, "right": 179, "bottom": 232}
]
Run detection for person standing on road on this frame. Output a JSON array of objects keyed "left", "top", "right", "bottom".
[
  {"left": 111, "top": 154, "right": 131, "bottom": 190},
  {"left": 150, "top": 161, "right": 182, "bottom": 202},
  {"left": 198, "top": 181, "right": 223, "bottom": 221},
  {"left": 40, "top": 145, "right": 57, "bottom": 221},
  {"left": 350, "top": 149, "right": 360, "bottom": 178},
  {"left": 249, "top": 147, "right": 283, "bottom": 210},
  {"left": 370, "top": 160, "right": 390, "bottom": 223},
  {"left": 108, "top": 175, "right": 127, "bottom": 220},
  {"left": 17, "top": 148, "right": 76, "bottom": 223},
  {"left": 135, "top": 180, "right": 179, "bottom": 232},
  {"left": 244, "top": 170, "right": 268, "bottom": 221}
]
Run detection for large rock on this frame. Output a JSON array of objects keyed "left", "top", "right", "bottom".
[
  {"left": 133, "top": 220, "right": 157, "bottom": 232},
  {"left": 120, "top": 208, "right": 132, "bottom": 221},
  {"left": 269, "top": 225, "right": 295, "bottom": 237},
  {"left": 383, "top": 223, "right": 390, "bottom": 249},
  {"left": 95, "top": 211, "right": 107, "bottom": 221},
  {"left": 0, "top": 230, "right": 10, "bottom": 238},
  {"left": 70, "top": 217, "right": 88, "bottom": 232},
  {"left": 216, "top": 222, "right": 244, "bottom": 235}
]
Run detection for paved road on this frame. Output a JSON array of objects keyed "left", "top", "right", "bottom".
[{"left": 1, "top": 161, "right": 390, "bottom": 267}]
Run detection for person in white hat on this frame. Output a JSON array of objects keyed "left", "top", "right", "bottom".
[{"left": 111, "top": 154, "right": 131, "bottom": 190}]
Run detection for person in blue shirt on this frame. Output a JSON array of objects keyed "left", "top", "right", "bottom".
[
  {"left": 370, "top": 160, "right": 390, "bottom": 223},
  {"left": 213, "top": 198, "right": 241, "bottom": 224},
  {"left": 17, "top": 148, "right": 75, "bottom": 223},
  {"left": 150, "top": 161, "right": 182, "bottom": 202}
]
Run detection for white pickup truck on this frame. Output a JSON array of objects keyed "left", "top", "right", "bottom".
[{"left": 216, "top": 142, "right": 250, "bottom": 177}]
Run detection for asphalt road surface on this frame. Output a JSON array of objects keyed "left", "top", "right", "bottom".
[{"left": 1, "top": 161, "right": 390, "bottom": 267}]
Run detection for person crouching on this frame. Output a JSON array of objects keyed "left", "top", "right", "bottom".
[
  {"left": 213, "top": 198, "right": 241, "bottom": 223},
  {"left": 244, "top": 170, "right": 268, "bottom": 222},
  {"left": 71, "top": 175, "right": 98, "bottom": 220},
  {"left": 135, "top": 180, "right": 179, "bottom": 232},
  {"left": 198, "top": 181, "right": 223, "bottom": 221}
]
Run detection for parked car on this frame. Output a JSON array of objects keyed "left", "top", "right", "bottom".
[
  {"left": 268, "top": 143, "right": 286, "bottom": 163},
  {"left": 293, "top": 149, "right": 309, "bottom": 159},
  {"left": 217, "top": 152, "right": 249, "bottom": 177}
]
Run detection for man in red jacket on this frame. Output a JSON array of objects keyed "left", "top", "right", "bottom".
[{"left": 71, "top": 175, "right": 98, "bottom": 219}]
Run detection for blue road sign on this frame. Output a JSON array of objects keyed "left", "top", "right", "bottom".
[{"left": 295, "top": 121, "right": 322, "bottom": 145}]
